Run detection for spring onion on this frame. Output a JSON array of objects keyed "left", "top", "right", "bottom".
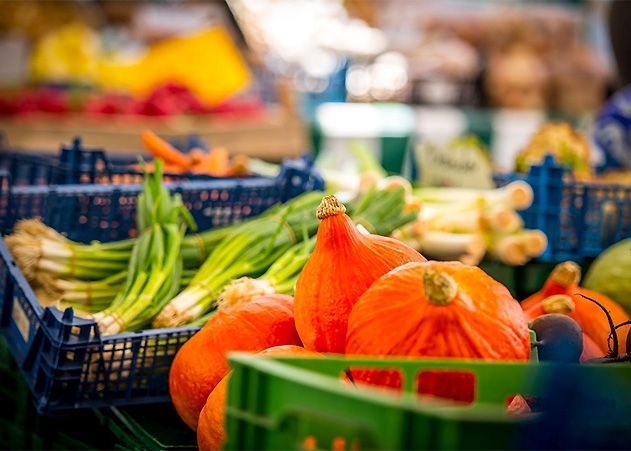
[
  {"left": 93, "top": 159, "right": 196, "bottom": 334},
  {"left": 5, "top": 220, "right": 133, "bottom": 284}
]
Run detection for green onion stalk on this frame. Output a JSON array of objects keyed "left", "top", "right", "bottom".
[
  {"left": 93, "top": 159, "right": 197, "bottom": 335},
  {"left": 152, "top": 191, "right": 324, "bottom": 328},
  {"left": 5, "top": 220, "right": 133, "bottom": 285},
  {"left": 349, "top": 185, "right": 420, "bottom": 236},
  {"left": 5, "top": 210, "right": 252, "bottom": 288},
  {"left": 35, "top": 271, "right": 127, "bottom": 314},
  {"left": 217, "top": 235, "right": 316, "bottom": 310},
  {"left": 214, "top": 185, "right": 419, "bottom": 312}
]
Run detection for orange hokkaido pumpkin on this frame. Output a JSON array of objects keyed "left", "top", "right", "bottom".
[
  {"left": 169, "top": 294, "right": 302, "bottom": 430},
  {"left": 197, "top": 345, "right": 319, "bottom": 451},
  {"left": 346, "top": 261, "right": 530, "bottom": 402},
  {"left": 294, "top": 195, "right": 425, "bottom": 353}
]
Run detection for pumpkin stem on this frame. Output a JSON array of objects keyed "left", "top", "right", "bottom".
[
  {"left": 317, "top": 195, "right": 346, "bottom": 220},
  {"left": 541, "top": 295, "right": 575, "bottom": 314},
  {"left": 550, "top": 261, "right": 581, "bottom": 288},
  {"left": 423, "top": 269, "right": 458, "bottom": 306}
]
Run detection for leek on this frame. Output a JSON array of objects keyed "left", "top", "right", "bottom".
[{"left": 414, "top": 180, "right": 534, "bottom": 211}]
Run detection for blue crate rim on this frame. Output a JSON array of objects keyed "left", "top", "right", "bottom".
[{"left": 0, "top": 135, "right": 303, "bottom": 184}]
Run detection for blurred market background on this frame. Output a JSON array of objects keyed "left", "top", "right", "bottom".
[
  {"left": 1, "top": 1, "right": 631, "bottom": 449},
  {"left": 0, "top": 0, "right": 626, "bottom": 173}
]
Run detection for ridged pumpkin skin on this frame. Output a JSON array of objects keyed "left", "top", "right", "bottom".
[
  {"left": 197, "top": 345, "right": 318, "bottom": 451},
  {"left": 294, "top": 204, "right": 425, "bottom": 353},
  {"left": 169, "top": 295, "right": 301, "bottom": 430},
  {"left": 346, "top": 261, "right": 530, "bottom": 402}
]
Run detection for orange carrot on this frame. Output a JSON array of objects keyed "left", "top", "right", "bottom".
[
  {"left": 141, "top": 130, "right": 191, "bottom": 168},
  {"left": 189, "top": 148, "right": 207, "bottom": 166},
  {"left": 191, "top": 147, "right": 230, "bottom": 176}
]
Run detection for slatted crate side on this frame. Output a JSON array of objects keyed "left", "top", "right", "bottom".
[
  {"left": 176, "top": 178, "right": 281, "bottom": 231},
  {"left": 6, "top": 184, "right": 141, "bottom": 243},
  {"left": 18, "top": 305, "right": 200, "bottom": 413},
  {"left": 73, "top": 328, "right": 198, "bottom": 410},
  {"left": 0, "top": 151, "right": 60, "bottom": 187},
  {"left": 551, "top": 183, "right": 584, "bottom": 261},
  {"left": 5, "top": 178, "right": 282, "bottom": 243},
  {"left": 580, "top": 182, "right": 631, "bottom": 258}
]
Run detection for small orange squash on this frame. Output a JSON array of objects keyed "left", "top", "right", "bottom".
[
  {"left": 521, "top": 261, "right": 630, "bottom": 356},
  {"left": 346, "top": 261, "right": 530, "bottom": 402},
  {"left": 294, "top": 195, "right": 425, "bottom": 353},
  {"left": 169, "top": 294, "right": 302, "bottom": 430},
  {"left": 521, "top": 261, "right": 582, "bottom": 310},
  {"left": 197, "top": 345, "right": 319, "bottom": 451}
]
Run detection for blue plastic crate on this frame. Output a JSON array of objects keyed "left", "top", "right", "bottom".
[
  {"left": 0, "top": 136, "right": 216, "bottom": 187},
  {"left": 0, "top": 158, "right": 323, "bottom": 414},
  {"left": 494, "top": 155, "right": 631, "bottom": 262}
]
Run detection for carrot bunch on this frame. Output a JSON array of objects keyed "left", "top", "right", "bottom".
[{"left": 137, "top": 130, "right": 250, "bottom": 177}]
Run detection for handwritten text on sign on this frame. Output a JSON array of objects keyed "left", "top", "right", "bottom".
[{"left": 415, "top": 142, "right": 494, "bottom": 189}]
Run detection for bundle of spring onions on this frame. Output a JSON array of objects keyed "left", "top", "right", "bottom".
[
  {"left": 394, "top": 181, "right": 548, "bottom": 265},
  {"left": 6, "top": 150, "right": 420, "bottom": 333},
  {"left": 6, "top": 191, "right": 325, "bottom": 330},
  {"left": 6, "top": 212, "right": 245, "bottom": 316},
  {"left": 92, "top": 160, "right": 197, "bottom": 334},
  {"left": 216, "top": 184, "right": 419, "bottom": 311},
  {"left": 6, "top": 217, "right": 232, "bottom": 284},
  {"left": 5, "top": 221, "right": 133, "bottom": 284}
]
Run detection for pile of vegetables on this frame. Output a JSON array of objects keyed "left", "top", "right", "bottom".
[
  {"left": 398, "top": 181, "right": 547, "bottom": 265},
  {"left": 6, "top": 162, "right": 418, "bottom": 332},
  {"left": 521, "top": 261, "right": 631, "bottom": 361},
  {"left": 5, "top": 148, "right": 629, "bottom": 449},
  {"left": 168, "top": 190, "right": 630, "bottom": 450},
  {"left": 515, "top": 122, "right": 592, "bottom": 179},
  {"left": 167, "top": 193, "right": 425, "bottom": 443},
  {"left": 171, "top": 194, "right": 541, "bottom": 449}
]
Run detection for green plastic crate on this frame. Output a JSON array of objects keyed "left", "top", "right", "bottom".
[{"left": 224, "top": 354, "right": 631, "bottom": 450}]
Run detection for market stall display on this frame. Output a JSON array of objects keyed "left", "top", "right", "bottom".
[{"left": 0, "top": 1, "right": 630, "bottom": 450}]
